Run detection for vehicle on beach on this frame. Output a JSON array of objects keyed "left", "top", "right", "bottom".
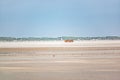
[{"left": 64, "top": 40, "right": 74, "bottom": 42}]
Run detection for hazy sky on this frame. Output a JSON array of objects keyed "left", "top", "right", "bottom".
[{"left": 0, "top": 0, "right": 120, "bottom": 37}]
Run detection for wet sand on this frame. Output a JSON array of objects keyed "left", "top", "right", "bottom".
[{"left": 0, "top": 40, "right": 120, "bottom": 80}]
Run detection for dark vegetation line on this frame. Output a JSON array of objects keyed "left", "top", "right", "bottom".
[{"left": 0, "top": 36, "right": 120, "bottom": 41}]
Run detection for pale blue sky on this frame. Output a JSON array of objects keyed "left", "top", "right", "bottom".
[{"left": 0, "top": 0, "right": 120, "bottom": 37}]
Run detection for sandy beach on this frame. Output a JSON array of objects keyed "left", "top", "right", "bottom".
[{"left": 0, "top": 40, "right": 120, "bottom": 80}]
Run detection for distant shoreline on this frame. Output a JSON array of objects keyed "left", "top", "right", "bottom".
[{"left": 0, "top": 40, "right": 120, "bottom": 48}]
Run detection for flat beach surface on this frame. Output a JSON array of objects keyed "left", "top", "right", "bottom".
[{"left": 0, "top": 40, "right": 120, "bottom": 80}]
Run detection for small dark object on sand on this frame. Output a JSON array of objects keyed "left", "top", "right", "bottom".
[{"left": 52, "top": 54, "right": 55, "bottom": 57}]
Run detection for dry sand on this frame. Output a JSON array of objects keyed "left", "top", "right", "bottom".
[{"left": 0, "top": 40, "right": 120, "bottom": 80}]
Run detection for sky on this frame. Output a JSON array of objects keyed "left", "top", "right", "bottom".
[{"left": 0, "top": 0, "right": 120, "bottom": 37}]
